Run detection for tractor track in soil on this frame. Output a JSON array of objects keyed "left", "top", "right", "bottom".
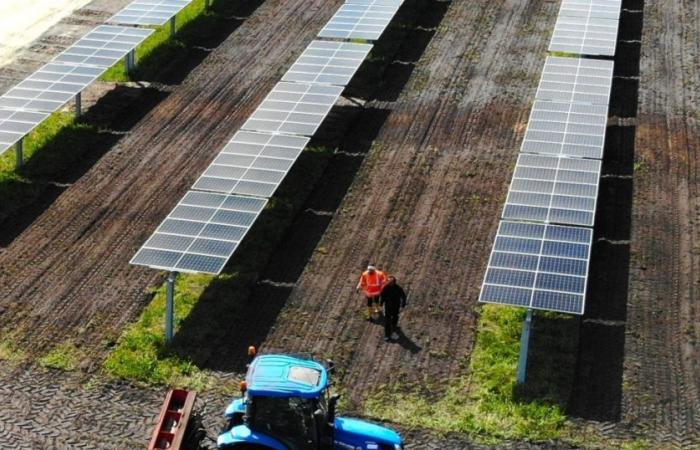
[{"left": 612, "top": 0, "right": 700, "bottom": 445}]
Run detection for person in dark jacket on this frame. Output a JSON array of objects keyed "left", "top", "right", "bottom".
[{"left": 379, "top": 276, "right": 407, "bottom": 341}]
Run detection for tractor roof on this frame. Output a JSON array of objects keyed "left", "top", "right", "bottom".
[{"left": 246, "top": 354, "right": 328, "bottom": 398}]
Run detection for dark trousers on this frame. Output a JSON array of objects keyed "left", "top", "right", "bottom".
[{"left": 384, "top": 308, "right": 399, "bottom": 338}]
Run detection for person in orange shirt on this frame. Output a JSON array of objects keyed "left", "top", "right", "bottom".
[{"left": 356, "top": 264, "right": 387, "bottom": 320}]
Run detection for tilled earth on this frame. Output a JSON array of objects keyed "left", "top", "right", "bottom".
[{"left": 0, "top": 0, "right": 699, "bottom": 449}]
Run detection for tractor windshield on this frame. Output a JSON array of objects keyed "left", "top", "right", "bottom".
[{"left": 249, "top": 396, "right": 319, "bottom": 450}]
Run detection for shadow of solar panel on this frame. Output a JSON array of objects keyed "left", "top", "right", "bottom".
[
  {"left": 479, "top": 220, "right": 592, "bottom": 314},
  {"left": 318, "top": 2, "right": 403, "bottom": 41},
  {"left": 0, "top": 108, "right": 51, "bottom": 155},
  {"left": 241, "top": 82, "right": 343, "bottom": 136},
  {"left": 53, "top": 25, "right": 153, "bottom": 68},
  {"left": 282, "top": 40, "right": 373, "bottom": 86},
  {"left": 109, "top": 0, "right": 192, "bottom": 26},
  {"left": 131, "top": 191, "right": 267, "bottom": 274}
]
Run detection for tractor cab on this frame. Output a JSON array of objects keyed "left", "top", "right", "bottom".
[{"left": 218, "top": 354, "right": 403, "bottom": 450}]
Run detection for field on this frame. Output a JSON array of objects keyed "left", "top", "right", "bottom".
[{"left": 0, "top": 0, "right": 698, "bottom": 448}]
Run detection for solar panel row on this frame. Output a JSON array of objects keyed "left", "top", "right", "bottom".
[
  {"left": 0, "top": 25, "right": 153, "bottom": 158},
  {"left": 108, "top": 0, "right": 192, "bottom": 26},
  {"left": 479, "top": 0, "right": 622, "bottom": 314},
  {"left": 132, "top": 0, "right": 397, "bottom": 274},
  {"left": 548, "top": 0, "right": 622, "bottom": 56},
  {"left": 479, "top": 221, "right": 593, "bottom": 314},
  {"left": 318, "top": 0, "right": 405, "bottom": 41}
]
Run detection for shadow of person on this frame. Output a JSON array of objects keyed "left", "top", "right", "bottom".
[{"left": 393, "top": 327, "right": 422, "bottom": 354}]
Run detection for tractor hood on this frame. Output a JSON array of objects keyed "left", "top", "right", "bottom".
[
  {"left": 217, "top": 424, "right": 287, "bottom": 450},
  {"left": 334, "top": 416, "right": 403, "bottom": 448}
]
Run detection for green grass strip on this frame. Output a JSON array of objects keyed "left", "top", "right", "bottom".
[
  {"left": 102, "top": 0, "right": 215, "bottom": 82},
  {"left": 365, "top": 305, "right": 569, "bottom": 443}
]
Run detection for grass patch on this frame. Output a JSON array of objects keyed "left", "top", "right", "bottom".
[
  {"left": 102, "top": 0, "right": 221, "bottom": 82},
  {"left": 365, "top": 305, "right": 570, "bottom": 443},
  {"left": 104, "top": 147, "right": 333, "bottom": 388},
  {"left": 39, "top": 342, "right": 84, "bottom": 371},
  {"left": 0, "top": 339, "right": 28, "bottom": 363},
  {"left": 103, "top": 273, "right": 223, "bottom": 390}
]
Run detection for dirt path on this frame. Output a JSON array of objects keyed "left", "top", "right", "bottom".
[
  {"left": 619, "top": 0, "right": 700, "bottom": 445},
  {"left": 262, "top": 0, "right": 557, "bottom": 406}
]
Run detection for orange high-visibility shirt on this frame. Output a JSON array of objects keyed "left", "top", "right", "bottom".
[{"left": 357, "top": 270, "right": 387, "bottom": 297}]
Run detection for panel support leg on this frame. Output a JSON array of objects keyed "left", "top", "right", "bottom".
[
  {"left": 75, "top": 92, "right": 82, "bottom": 117},
  {"left": 170, "top": 16, "right": 176, "bottom": 39},
  {"left": 516, "top": 309, "right": 534, "bottom": 385},
  {"left": 126, "top": 50, "right": 136, "bottom": 76},
  {"left": 165, "top": 271, "right": 178, "bottom": 343},
  {"left": 15, "top": 138, "right": 24, "bottom": 168}
]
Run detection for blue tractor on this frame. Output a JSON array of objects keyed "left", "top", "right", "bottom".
[{"left": 217, "top": 353, "right": 404, "bottom": 450}]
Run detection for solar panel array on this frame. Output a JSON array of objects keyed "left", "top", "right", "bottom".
[
  {"left": 521, "top": 100, "right": 608, "bottom": 159},
  {"left": 192, "top": 131, "right": 310, "bottom": 198},
  {"left": 479, "top": 0, "right": 622, "bottom": 315},
  {"left": 131, "top": 191, "right": 267, "bottom": 274},
  {"left": 134, "top": 0, "right": 403, "bottom": 274},
  {"left": 241, "top": 82, "right": 344, "bottom": 136},
  {"left": 549, "top": 0, "right": 622, "bottom": 56},
  {"left": 282, "top": 40, "right": 373, "bottom": 86},
  {"left": 480, "top": 221, "right": 593, "bottom": 314},
  {"left": 318, "top": 0, "right": 405, "bottom": 41},
  {"left": 53, "top": 26, "right": 153, "bottom": 68},
  {"left": 108, "top": 0, "right": 192, "bottom": 26},
  {"left": 0, "top": 21, "right": 153, "bottom": 157},
  {"left": 535, "top": 57, "right": 614, "bottom": 105},
  {"left": 0, "top": 63, "right": 106, "bottom": 113},
  {"left": 0, "top": 108, "right": 51, "bottom": 155},
  {"left": 503, "top": 154, "right": 601, "bottom": 227}
]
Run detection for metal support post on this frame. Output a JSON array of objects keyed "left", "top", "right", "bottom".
[
  {"left": 75, "top": 92, "right": 82, "bottom": 117},
  {"left": 15, "top": 138, "right": 24, "bottom": 168},
  {"left": 516, "top": 309, "right": 534, "bottom": 385},
  {"left": 170, "top": 16, "right": 176, "bottom": 38},
  {"left": 126, "top": 50, "right": 136, "bottom": 76},
  {"left": 165, "top": 271, "right": 178, "bottom": 343}
]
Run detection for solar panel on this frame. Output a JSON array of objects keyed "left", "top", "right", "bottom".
[
  {"left": 503, "top": 154, "right": 601, "bottom": 227},
  {"left": 559, "top": 0, "right": 622, "bottom": 20},
  {"left": 192, "top": 131, "right": 310, "bottom": 197},
  {"left": 318, "top": 2, "right": 403, "bottom": 41},
  {"left": 549, "top": 15, "right": 620, "bottom": 57},
  {"left": 53, "top": 25, "right": 153, "bottom": 68},
  {"left": 282, "top": 40, "right": 373, "bottom": 86},
  {"left": 108, "top": 0, "right": 191, "bottom": 26},
  {"left": 536, "top": 57, "right": 614, "bottom": 105},
  {"left": 0, "top": 63, "right": 105, "bottom": 112},
  {"left": 241, "top": 82, "right": 344, "bottom": 136},
  {"left": 131, "top": 191, "right": 267, "bottom": 274},
  {"left": 479, "top": 220, "right": 593, "bottom": 315},
  {"left": 521, "top": 100, "right": 608, "bottom": 159},
  {"left": 0, "top": 108, "right": 51, "bottom": 155}
]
